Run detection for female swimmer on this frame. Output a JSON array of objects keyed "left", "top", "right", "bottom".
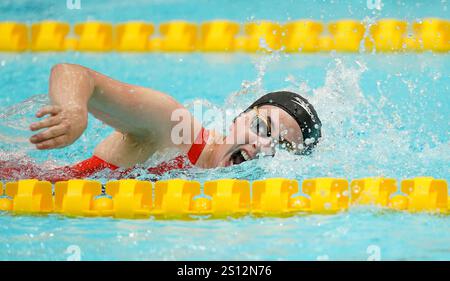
[{"left": 1, "top": 63, "right": 322, "bottom": 181}]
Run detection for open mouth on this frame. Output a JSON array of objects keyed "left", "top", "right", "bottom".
[{"left": 229, "top": 149, "right": 252, "bottom": 165}]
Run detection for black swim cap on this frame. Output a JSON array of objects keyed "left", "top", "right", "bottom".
[{"left": 243, "top": 91, "right": 322, "bottom": 154}]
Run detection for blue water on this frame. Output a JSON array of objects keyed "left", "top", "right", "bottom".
[
  {"left": 0, "top": 0, "right": 449, "bottom": 23},
  {"left": 1, "top": 0, "right": 450, "bottom": 260}
]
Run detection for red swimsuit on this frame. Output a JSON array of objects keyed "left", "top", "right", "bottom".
[{"left": 0, "top": 128, "right": 209, "bottom": 182}]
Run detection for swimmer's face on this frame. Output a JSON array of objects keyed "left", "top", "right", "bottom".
[{"left": 213, "top": 105, "right": 303, "bottom": 167}]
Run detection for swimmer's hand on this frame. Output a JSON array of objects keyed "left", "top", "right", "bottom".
[{"left": 29, "top": 105, "right": 88, "bottom": 150}]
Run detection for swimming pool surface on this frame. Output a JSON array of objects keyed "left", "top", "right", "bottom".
[{"left": 0, "top": 0, "right": 449, "bottom": 260}]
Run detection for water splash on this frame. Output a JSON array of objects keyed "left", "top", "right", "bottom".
[{"left": 0, "top": 94, "right": 49, "bottom": 143}]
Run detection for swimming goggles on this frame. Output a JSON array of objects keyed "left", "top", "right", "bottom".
[{"left": 249, "top": 107, "right": 297, "bottom": 154}]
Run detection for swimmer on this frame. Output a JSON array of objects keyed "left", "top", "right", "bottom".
[{"left": 1, "top": 63, "right": 322, "bottom": 181}]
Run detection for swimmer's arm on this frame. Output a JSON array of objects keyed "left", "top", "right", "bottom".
[{"left": 30, "top": 63, "right": 199, "bottom": 151}]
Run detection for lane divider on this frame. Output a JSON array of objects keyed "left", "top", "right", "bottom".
[
  {"left": 0, "top": 18, "right": 448, "bottom": 53},
  {"left": 0, "top": 177, "right": 448, "bottom": 219}
]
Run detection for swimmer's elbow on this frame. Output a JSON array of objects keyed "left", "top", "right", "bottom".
[
  {"left": 50, "top": 63, "right": 88, "bottom": 77},
  {"left": 50, "top": 63, "right": 94, "bottom": 89},
  {"left": 49, "top": 63, "right": 95, "bottom": 104},
  {"left": 51, "top": 63, "right": 71, "bottom": 74}
]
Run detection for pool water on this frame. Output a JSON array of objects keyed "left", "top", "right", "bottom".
[{"left": 1, "top": 0, "right": 449, "bottom": 260}]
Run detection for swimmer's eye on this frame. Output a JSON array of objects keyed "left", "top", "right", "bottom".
[{"left": 250, "top": 116, "right": 271, "bottom": 138}]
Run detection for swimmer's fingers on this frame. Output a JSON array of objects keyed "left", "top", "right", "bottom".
[
  {"left": 35, "top": 135, "right": 69, "bottom": 150},
  {"left": 30, "top": 116, "right": 61, "bottom": 131},
  {"left": 35, "top": 105, "right": 62, "bottom": 118},
  {"left": 30, "top": 124, "right": 67, "bottom": 145}
]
